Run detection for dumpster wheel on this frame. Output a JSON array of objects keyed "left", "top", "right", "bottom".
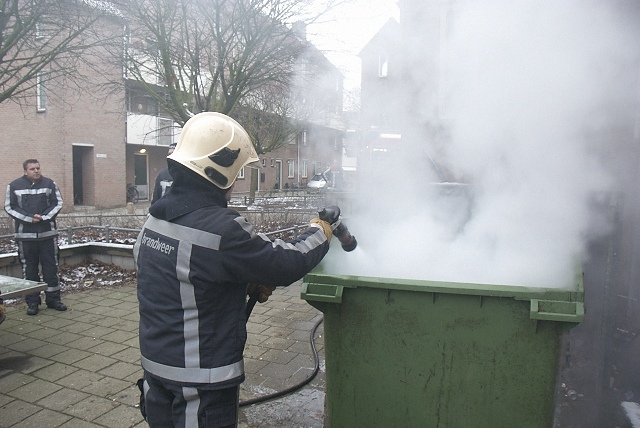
[{"left": 240, "top": 316, "right": 323, "bottom": 407}]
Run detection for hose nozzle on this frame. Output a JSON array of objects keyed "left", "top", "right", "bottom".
[{"left": 318, "top": 206, "right": 357, "bottom": 252}]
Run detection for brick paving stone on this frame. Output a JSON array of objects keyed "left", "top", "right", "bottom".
[
  {"left": 17, "top": 356, "right": 54, "bottom": 374},
  {"left": 55, "top": 369, "right": 103, "bottom": 390},
  {"left": 259, "top": 348, "right": 297, "bottom": 365},
  {"left": 26, "top": 343, "right": 68, "bottom": 359},
  {"left": 81, "top": 376, "right": 131, "bottom": 397},
  {"left": 45, "top": 331, "right": 85, "bottom": 346},
  {"left": 111, "top": 384, "right": 142, "bottom": 407},
  {"left": 261, "top": 325, "right": 295, "bottom": 339},
  {"left": 99, "top": 330, "right": 137, "bottom": 344},
  {"left": 26, "top": 327, "right": 66, "bottom": 342},
  {"left": 244, "top": 343, "right": 267, "bottom": 359},
  {"left": 64, "top": 302, "right": 94, "bottom": 312},
  {"left": 108, "top": 347, "right": 140, "bottom": 364},
  {"left": 62, "top": 395, "right": 118, "bottom": 422},
  {"left": 0, "top": 278, "right": 327, "bottom": 427},
  {"left": 88, "top": 305, "right": 125, "bottom": 317},
  {"left": 0, "top": 400, "right": 41, "bottom": 426},
  {"left": 49, "top": 348, "right": 93, "bottom": 365},
  {"left": 8, "top": 378, "right": 62, "bottom": 402},
  {"left": 0, "top": 394, "right": 14, "bottom": 407},
  {"left": 57, "top": 419, "right": 104, "bottom": 428},
  {"left": 77, "top": 326, "right": 116, "bottom": 339},
  {"left": 36, "top": 388, "right": 89, "bottom": 412},
  {"left": 0, "top": 372, "right": 36, "bottom": 393},
  {"left": 92, "top": 403, "right": 143, "bottom": 428},
  {"left": 0, "top": 331, "right": 26, "bottom": 346},
  {"left": 87, "top": 341, "right": 128, "bottom": 357},
  {"left": 97, "top": 361, "right": 140, "bottom": 380},
  {"left": 12, "top": 407, "right": 71, "bottom": 427},
  {"left": 31, "top": 362, "right": 79, "bottom": 382},
  {"left": 58, "top": 420, "right": 103, "bottom": 428},
  {"left": 246, "top": 323, "right": 270, "bottom": 335},
  {"left": 260, "top": 336, "right": 297, "bottom": 351},
  {"left": 244, "top": 358, "right": 269, "bottom": 375},
  {"left": 57, "top": 323, "right": 94, "bottom": 335},
  {"left": 72, "top": 354, "right": 118, "bottom": 372},
  {"left": 93, "top": 297, "right": 126, "bottom": 307},
  {"left": 6, "top": 339, "right": 42, "bottom": 354},
  {"left": 65, "top": 336, "right": 103, "bottom": 351},
  {"left": 120, "top": 337, "right": 139, "bottom": 348}
]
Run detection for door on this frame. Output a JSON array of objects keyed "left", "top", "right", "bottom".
[
  {"left": 72, "top": 145, "right": 94, "bottom": 206},
  {"left": 134, "top": 153, "right": 149, "bottom": 200},
  {"left": 275, "top": 160, "right": 282, "bottom": 190}
]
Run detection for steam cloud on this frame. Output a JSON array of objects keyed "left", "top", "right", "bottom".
[{"left": 327, "top": 0, "right": 640, "bottom": 288}]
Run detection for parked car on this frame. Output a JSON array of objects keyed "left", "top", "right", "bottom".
[{"left": 307, "top": 173, "right": 328, "bottom": 189}]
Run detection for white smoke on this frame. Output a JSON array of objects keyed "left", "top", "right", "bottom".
[{"left": 326, "top": 0, "right": 640, "bottom": 288}]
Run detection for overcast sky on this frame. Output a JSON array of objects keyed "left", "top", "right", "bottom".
[{"left": 305, "top": 0, "right": 400, "bottom": 90}]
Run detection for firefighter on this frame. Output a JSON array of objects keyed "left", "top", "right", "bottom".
[
  {"left": 134, "top": 112, "right": 335, "bottom": 428},
  {"left": 5, "top": 159, "right": 66, "bottom": 315}
]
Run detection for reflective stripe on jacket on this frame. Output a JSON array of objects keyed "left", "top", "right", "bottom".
[
  {"left": 134, "top": 202, "right": 329, "bottom": 387},
  {"left": 4, "top": 176, "right": 63, "bottom": 241}
]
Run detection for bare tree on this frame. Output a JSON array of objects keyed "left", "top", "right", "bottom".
[
  {"left": 116, "top": 0, "right": 329, "bottom": 125},
  {"left": 0, "top": 0, "right": 122, "bottom": 107},
  {"left": 116, "top": 0, "right": 344, "bottom": 200}
]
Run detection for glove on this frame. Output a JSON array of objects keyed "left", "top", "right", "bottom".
[
  {"left": 247, "top": 284, "right": 276, "bottom": 303},
  {"left": 310, "top": 218, "right": 332, "bottom": 242},
  {"left": 318, "top": 205, "right": 341, "bottom": 227}
]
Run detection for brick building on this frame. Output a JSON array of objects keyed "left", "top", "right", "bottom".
[{"left": 0, "top": 4, "right": 345, "bottom": 211}]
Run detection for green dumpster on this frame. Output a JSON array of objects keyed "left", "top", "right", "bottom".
[{"left": 301, "top": 261, "right": 583, "bottom": 428}]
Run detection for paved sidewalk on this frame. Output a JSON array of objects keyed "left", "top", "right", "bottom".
[{"left": 0, "top": 282, "right": 325, "bottom": 428}]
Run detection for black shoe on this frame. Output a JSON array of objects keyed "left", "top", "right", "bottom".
[
  {"left": 47, "top": 301, "right": 67, "bottom": 311},
  {"left": 27, "top": 303, "right": 39, "bottom": 316}
]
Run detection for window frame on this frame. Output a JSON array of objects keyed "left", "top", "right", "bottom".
[{"left": 36, "top": 72, "right": 46, "bottom": 112}]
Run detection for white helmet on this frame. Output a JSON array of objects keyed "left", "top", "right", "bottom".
[{"left": 168, "top": 112, "right": 261, "bottom": 189}]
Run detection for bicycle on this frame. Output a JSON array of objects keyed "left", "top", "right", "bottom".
[{"left": 126, "top": 183, "right": 139, "bottom": 203}]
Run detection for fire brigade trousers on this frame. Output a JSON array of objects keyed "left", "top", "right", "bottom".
[
  {"left": 18, "top": 238, "right": 60, "bottom": 305},
  {"left": 142, "top": 371, "right": 239, "bottom": 428}
]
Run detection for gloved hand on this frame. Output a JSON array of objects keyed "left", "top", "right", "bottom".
[
  {"left": 310, "top": 218, "right": 332, "bottom": 242},
  {"left": 318, "top": 205, "right": 341, "bottom": 227},
  {"left": 247, "top": 283, "right": 276, "bottom": 303}
]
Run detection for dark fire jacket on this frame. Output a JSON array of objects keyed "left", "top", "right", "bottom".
[
  {"left": 134, "top": 164, "right": 330, "bottom": 388},
  {"left": 4, "top": 175, "right": 63, "bottom": 241}
]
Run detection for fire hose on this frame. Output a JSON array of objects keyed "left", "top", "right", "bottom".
[{"left": 241, "top": 206, "right": 356, "bottom": 407}]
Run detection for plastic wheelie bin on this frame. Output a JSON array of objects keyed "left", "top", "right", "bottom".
[{"left": 301, "top": 263, "right": 584, "bottom": 428}]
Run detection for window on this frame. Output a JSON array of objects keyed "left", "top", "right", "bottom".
[
  {"left": 287, "top": 159, "right": 295, "bottom": 178},
  {"left": 36, "top": 72, "right": 46, "bottom": 112},
  {"left": 128, "top": 93, "right": 158, "bottom": 115},
  {"left": 378, "top": 53, "right": 388, "bottom": 78},
  {"left": 237, "top": 167, "right": 245, "bottom": 179},
  {"left": 302, "top": 160, "right": 308, "bottom": 178},
  {"left": 261, "top": 158, "right": 266, "bottom": 167},
  {"left": 297, "top": 130, "right": 307, "bottom": 146},
  {"left": 158, "top": 118, "right": 173, "bottom": 146},
  {"left": 35, "top": 23, "right": 44, "bottom": 40}
]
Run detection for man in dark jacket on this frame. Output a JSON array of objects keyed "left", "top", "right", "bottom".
[
  {"left": 5, "top": 159, "right": 66, "bottom": 315},
  {"left": 150, "top": 142, "right": 176, "bottom": 204},
  {"left": 134, "top": 112, "right": 335, "bottom": 428}
]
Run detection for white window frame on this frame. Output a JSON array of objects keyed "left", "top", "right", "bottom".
[
  {"left": 237, "top": 167, "right": 245, "bottom": 179},
  {"left": 36, "top": 72, "right": 46, "bottom": 112},
  {"left": 302, "top": 160, "right": 308, "bottom": 178},
  {"left": 378, "top": 53, "right": 388, "bottom": 78},
  {"left": 287, "top": 159, "right": 295, "bottom": 178},
  {"left": 35, "top": 23, "right": 44, "bottom": 40}
]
